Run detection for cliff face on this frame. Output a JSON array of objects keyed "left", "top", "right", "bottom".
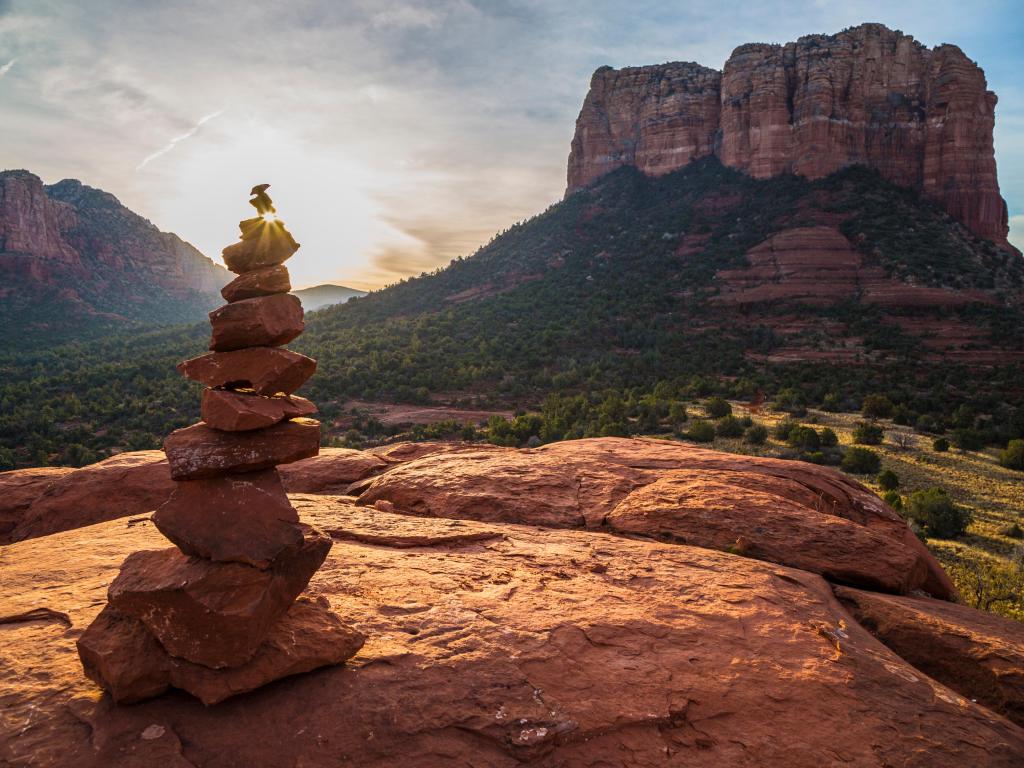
[
  {"left": 0, "top": 170, "right": 228, "bottom": 339},
  {"left": 567, "top": 24, "right": 1010, "bottom": 247}
]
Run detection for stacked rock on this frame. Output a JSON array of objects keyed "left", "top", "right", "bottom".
[{"left": 77, "top": 185, "right": 364, "bottom": 705}]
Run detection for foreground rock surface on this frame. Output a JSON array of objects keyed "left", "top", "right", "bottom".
[
  {"left": 835, "top": 586, "right": 1024, "bottom": 727},
  {"left": 0, "top": 498, "right": 1021, "bottom": 767},
  {"left": 78, "top": 598, "right": 364, "bottom": 706}
]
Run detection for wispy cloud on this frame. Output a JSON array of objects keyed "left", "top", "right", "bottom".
[
  {"left": 0, "top": 58, "right": 15, "bottom": 78},
  {"left": 135, "top": 109, "right": 224, "bottom": 170}
]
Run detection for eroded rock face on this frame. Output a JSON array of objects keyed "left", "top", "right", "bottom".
[
  {"left": 835, "top": 586, "right": 1024, "bottom": 727},
  {"left": 177, "top": 347, "right": 317, "bottom": 396},
  {"left": 2, "top": 500, "right": 1022, "bottom": 766},
  {"left": 163, "top": 418, "right": 321, "bottom": 479},
  {"left": 108, "top": 524, "right": 331, "bottom": 668},
  {"left": 566, "top": 23, "right": 1010, "bottom": 247}
]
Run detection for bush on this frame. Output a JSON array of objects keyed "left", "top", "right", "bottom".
[
  {"left": 819, "top": 427, "right": 838, "bottom": 447},
  {"left": 906, "top": 488, "right": 971, "bottom": 539},
  {"left": 685, "top": 420, "right": 716, "bottom": 443},
  {"left": 999, "top": 439, "right": 1024, "bottom": 471},
  {"left": 1000, "top": 522, "right": 1024, "bottom": 539},
  {"left": 774, "top": 420, "right": 797, "bottom": 440},
  {"left": 841, "top": 447, "right": 881, "bottom": 474},
  {"left": 787, "top": 425, "right": 821, "bottom": 453},
  {"left": 716, "top": 415, "right": 745, "bottom": 438},
  {"left": 705, "top": 397, "right": 732, "bottom": 418},
  {"left": 668, "top": 402, "right": 688, "bottom": 426},
  {"left": 775, "top": 388, "right": 807, "bottom": 416},
  {"left": 877, "top": 469, "right": 899, "bottom": 491},
  {"left": 852, "top": 421, "right": 884, "bottom": 445},
  {"left": 882, "top": 489, "right": 903, "bottom": 510},
  {"left": 744, "top": 424, "right": 768, "bottom": 445},
  {"left": 915, "top": 414, "right": 941, "bottom": 434},
  {"left": 821, "top": 393, "right": 841, "bottom": 412},
  {"left": 933, "top": 437, "right": 950, "bottom": 452},
  {"left": 862, "top": 394, "right": 895, "bottom": 420},
  {"left": 804, "top": 451, "right": 826, "bottom": 464},
  {"left": 951, "top": 428, "right": 985, "bottom": 451}
]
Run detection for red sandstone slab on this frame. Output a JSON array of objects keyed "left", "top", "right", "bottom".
[
  {"left": 107, "top": 524, "right": 331, "bottom": 668},
  {"left": 222, "top": 221, "right": 300, "bottom": 274},
  {"left": 208, "top": 293, "right": 304, "bottom": 352},
  {"left": 78, "top": 598, "right": 363, "bottom": 705},
  {"left": 153, "top": 470, "right": 304, "bottom": 568},
  {"left": 164, "top": 418, "right": 320, "bottom": 480},
  {"left": 201, "top": 388, "right": 316, "bottom": 432},
  {"left": 221, "top": 264, "right": 291, "bottom": 302},
  {"left": 178, "top": 347, "right": 316, "bottom": 396}
]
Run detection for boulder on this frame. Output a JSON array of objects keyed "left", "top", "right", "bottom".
[
  {"left": 604, "top": 470, "right": 927, "bottom": 594},
  {"left": 3, "top": 452, "right": 172, "bottom": 544},
  {"left": 835, "top": 586, "right": 1024, "bottom": 727},
  {"left": 152, "top": 470, "right": 304, "bottom": 568},
  {"left": 222, "top": 221, "right": 299, "bottom": 274},
  {"left": 107, "top": 524, "right": 331, "bottom": 668},
  {"left": 163, "top": 419, "right": 321, "bottom": 480},
  {"left": 220, "top": 264, "right": 291, "bottom": 302},
  {"left": 78, "top": 599, "right": 364, "bottom": 706},
  {"left": 200, "top": 388, "right": 316, "bottom": 432},
  {"left": 208, "top": 293, "right": 304, "bottom": 352},
  {"left": 177, "top": 347, "right": 317, "bottom": 396},
  {"left": 279, "top": 447, "right": 389, "bottom": 493},
  {"left": 2, "top": 499, "right": 1022, "bottom": 766}
]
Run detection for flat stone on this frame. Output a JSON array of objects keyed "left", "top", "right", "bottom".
[
  {"left": 208, "top": 294, "right": 304, "bottom": 352},
  {"left": 107, "top": 524, "right": 332, "bottom": 668},
  {"left": 221, "top": 265, "right": 291, "bottom": 302},
  {"left": 78, "top": 599, "right": 364, "bottom": 706},
  {"left": 163, "top": 418, "right": 320, "bottom": 480},
  {"left": 152, "top": 470, "right": 304, "bottom": 568},
  {"left": 201, "top": 388, "right": 316, "bottom": 432},
  {"left": 222, "top": 220, "right": 300, "bottom": 274},
  {"left": 177, "top": 347, "right": 317, "bottom": 396}
]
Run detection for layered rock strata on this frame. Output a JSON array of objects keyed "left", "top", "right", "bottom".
[
  {"left": 76, "top": 186, "right": 361, "bottom": 704},
  {"left": 567, "top": 23, "right": 1011, "bottom": 247}
]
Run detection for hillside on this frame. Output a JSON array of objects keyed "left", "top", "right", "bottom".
[
  {"left": 0, "top": 170, "right": 228, "bottom": 345},
  {"left": 292, "top": 283, "right": 366, "bottom": 311}
]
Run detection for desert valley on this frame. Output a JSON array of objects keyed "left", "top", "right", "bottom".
[{"left": 1, "top": 7, "right": 1024, "bottom": 767}]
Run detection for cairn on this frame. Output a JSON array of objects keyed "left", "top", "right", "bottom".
[{"left": 77, "top": 185, "right": 364, "bottom": 705}]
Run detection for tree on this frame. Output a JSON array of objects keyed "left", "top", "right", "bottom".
[
  {"left": 787, "top": 426, "right": 821, "bottom": 453},
  {"left": 744, "top": 424, "right": 768, "bottom": 445},
  {"left": 841, "top": 447, "right": 881, "bottom": 474},
  {"left": 705, "top": 397, "right": 732, "bottom": 419},
  {"left": 877, "top": 469, "right": 899, "bottom": 491},
  {"left": 890, "top": 431, "right": 916, "bottom": 451},
  {"left": 819, "top": 427, "right": 838, "bottom": 447},
  {"left": 852, "top": 421, "right": 883, "bottom": 445},
  {"left": 951, "top": 428, "right": 984, "bottom": 451},
  {"left": 999, "top": 439, "right": 1024, "bottom": 471},
  {"left": 933, "top": 437, "right": 950, "bottom": 452},
  {"left": 906, "top": 488, "right": 971, "bottom": 539},
  {"left": 862, "top": 394, "right": 894, "bottom": 420}
]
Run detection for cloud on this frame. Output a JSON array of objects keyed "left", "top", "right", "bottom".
[
  {"left": 136, "top": 110, "right": 224, "bottom": 171},
  {"left": 0, "top": 59, "right": 14, "bottom": 78}
]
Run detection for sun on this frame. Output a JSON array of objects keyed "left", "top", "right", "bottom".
[{"left": 262, "top": 211, "right": 278, "bottom": 223}]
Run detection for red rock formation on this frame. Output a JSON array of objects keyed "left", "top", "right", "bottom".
[
  {"left": 3, "top": 498, "right": 1023, "bottom": 766},
  {"left": 567, "top": 23, "right": 1011, "bottom": 247}
]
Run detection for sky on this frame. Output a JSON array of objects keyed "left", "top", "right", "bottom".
[{"left": 1, "top": 1, "right": 1022, "bottom": 290}]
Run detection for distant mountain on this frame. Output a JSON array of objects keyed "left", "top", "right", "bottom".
[
  {"left": 292, "top": 283, "right": 366, "bottom": 312},
  {"left": 0, "top": 170, "right": 228, "bottom": 345}
]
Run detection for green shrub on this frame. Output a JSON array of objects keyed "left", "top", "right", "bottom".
[
  {"left": 933, "top": 437, "right": 950, "bottom": 452},
  {"left": 862, "top": 394, "right": 895, "bottom": 419},
  {"left": 877, "top": 469, "right": 900, "bottom": 491},
  {"left": 915, "top": 414, "right": 941, "bottom": 434},
  {"left": 668, "top": 402, "right": 688, "bottom": 426},
  {"left": 819, "top": 427, "right": 838, "bottom": 447},
  {"left": 744, "top": 424, "right": 768, "bottom": 445},
  {"left": 787, "top": 425, "right": 821, "bottom": 453},
  {"left": 952, "top": 428, "right": 985, "bottom": 451},
  {"left": 853, "top": 421, "right": 884, "bottom": 445},
  {"left": 774, "top": 420, "right": 797, "bottom": 440},
  {"left": 705, "top": 397, "right": 732, "bottom": 419},
  {"left": 716, "top": 416, "right": 745, "bottom": 438},
  {"left": 905, "top": 487, "right": 971, "bottom": 539},
  {"left": 804, "top": 451, "right": 826, "bottom": 464},
  {"left": 841, "top": 447, "right": 881, "bottom": 474},
  {"left": 821, "top": 393, "right": 841, "bottom": 412},
  {"left": 999, "top": 439, "right": 1024, "bottom": 471},
  {"left": 882, "top": 489, "right": 903, "bottom": 510},
  {"left": 685, "top": 420, "right": 716, "bottom": 443},
  {"left": 775, "top": 388, "right": 807, "bottom": 416}
]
